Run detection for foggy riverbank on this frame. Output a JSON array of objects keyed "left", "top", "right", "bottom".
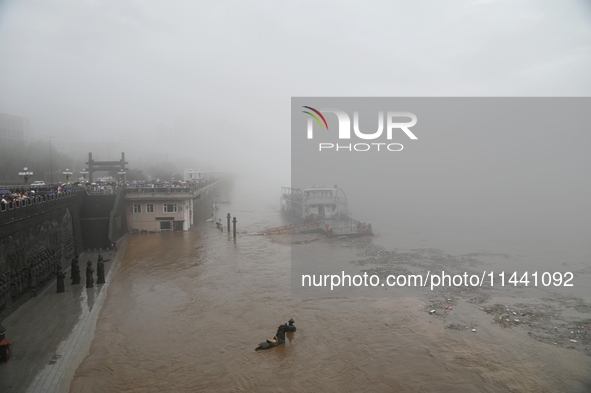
[{"left": 69, "top": 177, "right": 591, "bottom": 392}]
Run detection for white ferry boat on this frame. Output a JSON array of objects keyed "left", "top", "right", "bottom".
[
  {"left": 263, "top": 185, "right": 372, "bottom": 238},
  {"left": 280, "top": 185, "right": 349, "bottom": 221}
]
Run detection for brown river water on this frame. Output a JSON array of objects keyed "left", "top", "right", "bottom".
[{"left": 70, "top": 177, "right": 591, "bottom": 392}]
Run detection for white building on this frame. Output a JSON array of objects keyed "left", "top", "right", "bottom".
[{"left": 125, "top": 192, "right": 195, "bottom": 232}]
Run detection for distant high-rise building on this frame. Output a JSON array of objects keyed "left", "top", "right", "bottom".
[{"left": 0, "top": 112, "right": 27, "bottom": 148}]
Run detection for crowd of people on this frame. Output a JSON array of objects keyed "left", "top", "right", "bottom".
[
  {"left": 357, "top": 222, "right": 372, "bottom": 233},
  {"left": 0, "top": 189, "right": 36, "bottom": 205},
  {"left": 0, "top": 184, "right": 75, "bottom": 207},
  {"left": 1, "top": 175, "right": 222, "bottom": 206},
  {"left": 86, "top": 182, "right": 120, "bottom": 194},
  {"left": 126, "top": 175, "right": 221, "bottom": 192},
  {"left": 129, "top": 175, "right": 220, "bottom": 188}
]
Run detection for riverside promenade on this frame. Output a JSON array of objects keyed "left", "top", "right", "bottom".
[{"left": 0, "top": 242, "right": 124, "bottom": 393}]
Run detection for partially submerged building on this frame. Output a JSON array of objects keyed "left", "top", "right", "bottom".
[{"left": 124, "top": 182, "right": 218, "bottom": 232}]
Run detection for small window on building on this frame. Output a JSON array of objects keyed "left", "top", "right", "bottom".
[
  {"left": 146, "top": 203, "right": 154, "bottom": 213},
  {"left": 163, "top": 203, "right": 178, "bottom": 213},
  {"left": 133, "top": 204, "right": 141, "bottom": 213}
]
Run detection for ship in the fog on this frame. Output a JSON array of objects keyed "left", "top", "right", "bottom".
[
  {"left": 281, "top": 185, "right": 348, "bottom": 222},
  {"left": 259, "top": 185, "right": 372, "bottom": 238}
]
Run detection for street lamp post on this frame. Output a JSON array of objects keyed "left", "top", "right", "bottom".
[
  {"left": 18, "top": 167, "right": 34, "bottom": 188},
  {"left": 117, "top": 171, "right": 126, "bottom": 186},
  {"left": 80, "top": 169, "right": 89, "bottom": 182},
  {"left": 187, "top": 169, "right": 195, "bottom": 181},
  {"left": 47, "top": 136, "right": 54, "bottom": 184},
  {"left": 62, "top": 168, "right": 73, "bottom": 183}
]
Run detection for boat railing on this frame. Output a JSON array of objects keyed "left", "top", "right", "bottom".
[
  {"left": 282, "top": 193, "right": 303, "bottom": 202},
  {"left": 332, "top": 215, "right": 370, "bottom": 229}
]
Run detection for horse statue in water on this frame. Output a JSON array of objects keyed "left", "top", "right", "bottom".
[{"left": 255, "top": 319, "right": 296, "bottom": 350}]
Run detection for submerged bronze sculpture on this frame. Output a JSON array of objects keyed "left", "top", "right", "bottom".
[
  {"left": 96, "top": 254, "right": 111, "bottom": 284},
  {"left": 71, "top": 260, "right": 81, "bottom": 285},
  {"left": 96, "top": 257, "right": 105, "bottom": 284},
  {"left": 70, "top": 256, "right": 78, "bottom": 279},
  {"left": 286, "top": 318, "right": 296, "bottom": 332},
  {"left": 86, "top": 261, "right": 94, "bottom": 288},
  {"left": 56, "top": 266, "right": 66, "bottom": 293},
  {"left": 255, "top": 319, "right": 296, "bottom": 350}
]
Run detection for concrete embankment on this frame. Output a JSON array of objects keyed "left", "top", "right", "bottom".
[{"left": 0, "top": 237, "right": 127, "bottom": 393}]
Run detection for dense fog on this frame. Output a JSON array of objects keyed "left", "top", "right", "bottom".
[{"left": 1, "top": 1, "right": 590, "bottom": 186}]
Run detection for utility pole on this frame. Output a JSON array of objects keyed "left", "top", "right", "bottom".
[
  {"left": 48, "top": 136, "right": 54, "bottom": 184},
  {"left": 18, "top": 167, "right": 33, "bottom": 188},
  {"left": 62, "top": 168, "right": 73, "bottom": 183}
]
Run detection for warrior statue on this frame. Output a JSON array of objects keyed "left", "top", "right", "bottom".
[
  {"left": 96, "top": 257, "right": 105, "bottom": 284},
  {"left": 71, "top": 260, "right": 81, "bottom": 285},
  {"left": 85, "top": 261, "right": 94, "bottom": 288},
  {"left": 286, "top": 318, "right": 296, "bottom": 332},
  {"left": 96, "top": 254, "right": 110, "bottom": 284},
  {"left": 56, "top": 266, "right": 66, "bottom": 293},
  {"left": 255, "top": 319, "right": 296, "bottom": 350},
  {"left": 70, "top": 256, "right": 78, "bottom": 278}
]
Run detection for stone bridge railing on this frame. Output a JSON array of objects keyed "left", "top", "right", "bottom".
[{"left": 0, "top": 189, "right": 82, "bottom": 215}]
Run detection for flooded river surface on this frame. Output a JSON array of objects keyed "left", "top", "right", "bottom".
[{"left": 70, "top": 177, "right": 591, "bottom": 392}]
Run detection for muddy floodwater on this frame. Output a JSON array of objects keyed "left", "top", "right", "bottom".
[{"left": 70, "top": 178, "right": 591, "bottom": 392}]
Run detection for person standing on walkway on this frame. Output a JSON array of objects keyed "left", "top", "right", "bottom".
[{"left": 85, "top": 261, "right": 94, "bottom": 288}]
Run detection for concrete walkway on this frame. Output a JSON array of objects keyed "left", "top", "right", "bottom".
[{"left": 0, "top": 242, "right": 124, "bottom": 393}]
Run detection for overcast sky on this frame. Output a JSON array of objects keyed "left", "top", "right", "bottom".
[{"left": 0, "top": 0, "right": 590, "bottom": 178}]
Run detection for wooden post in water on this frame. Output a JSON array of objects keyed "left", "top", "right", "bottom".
[
  {"left": 232, "top": 217, "right": 237, "bottom": 239},
  {"left": 227, "top": 213, "right": 231, "bottom": 235}
]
